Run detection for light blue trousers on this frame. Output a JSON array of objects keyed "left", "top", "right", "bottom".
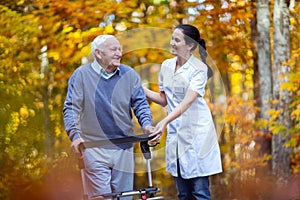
[{"left": 82, "top": 147, "right": 134, "bottom": 200}]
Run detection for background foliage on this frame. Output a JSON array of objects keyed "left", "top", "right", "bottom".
[{"left": 0, "top": 0, "right": 299, "bottom": 199}]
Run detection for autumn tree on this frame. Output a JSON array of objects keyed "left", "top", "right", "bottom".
[
  {"left": 287, "top": 0, "right": 300, "bottom": 175},
  {"left": 255, "top": 0, "right": 272, "bottom": 172},
  {"left": 271, "top": 0, "right": 292, "bottom": 179},
  {"left": 0, "top": 5, "right": 46, "bottom": 199}
]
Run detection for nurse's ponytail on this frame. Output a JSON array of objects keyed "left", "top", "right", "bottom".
[{"left": 198, "top": 38, "right": 213, "bottom": 79}]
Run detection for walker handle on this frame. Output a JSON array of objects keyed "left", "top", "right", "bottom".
[
  {"left": 140, "top": 141, "right": 151, "bottom": 160},
  {"left": 77, "top": 142, "right": 85, "bottom": 169}
]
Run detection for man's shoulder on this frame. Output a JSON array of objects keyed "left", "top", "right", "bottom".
[
  {"left": 119, "top": 64, "right": 138, "bottom": 76},
  {"left": 119, "top": 64, "right": 133, "bottom": 72},
  {"left": 69, "top": 64, "right": 92, "bottom": 81},
  {"left": 72, "top": 63, "right": 92, "bottom": 75},
  {"left": 77, "top": 63, "right": 92, "bottom": 71}
]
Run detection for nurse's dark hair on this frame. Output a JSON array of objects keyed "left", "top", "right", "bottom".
[{"left": 175, "top": 24, "right": 213, "bottom": 79}]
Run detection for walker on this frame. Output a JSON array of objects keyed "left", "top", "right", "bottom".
[{"left": 77, "top": 134, "right": 164, "bottom": 200}]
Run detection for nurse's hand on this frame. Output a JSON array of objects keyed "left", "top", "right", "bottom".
[{"left": 150, "top": 118, "right": 168, "bottom": 142}]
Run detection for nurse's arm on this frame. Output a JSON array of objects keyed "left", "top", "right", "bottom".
[
  {"left": 143, "top": 87, "right": 167, "bottom": 107},
  {"left": 150, "top": 88, "right": 199, "bottom": 141},
  {"left": 161, "top": 88, "right": 199, "bottom": 125}
]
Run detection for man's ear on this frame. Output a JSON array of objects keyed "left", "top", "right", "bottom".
[{"left": 94, "top": 49, "right": 102, "bottom": 59}]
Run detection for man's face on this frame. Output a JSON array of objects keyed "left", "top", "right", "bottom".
[{"left": 96, "top": 37, "right": 122, "bottom": 71}]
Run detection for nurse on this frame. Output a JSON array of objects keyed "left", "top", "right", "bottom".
[{"left": 144, "top": 24, "right": 222, "bottom": 200}]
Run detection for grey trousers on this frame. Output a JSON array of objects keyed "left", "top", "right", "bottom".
[{"left": 82, "top": 147, "right": 134, "bottom": 200}]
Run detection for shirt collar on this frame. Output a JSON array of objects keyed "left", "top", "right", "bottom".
[
  {"left": 91, "top": 60, "right": 120, "bottom": 79},
  {"left": 174, "top": 54, "right": 194, "bottom": 74},
  {"left": 184, "top": 54, "right": 195, "bottom": 69}
]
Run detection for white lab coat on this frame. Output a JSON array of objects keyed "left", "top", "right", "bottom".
[{"left": 159, "top": 55, "right": 222, "bottom": 178}]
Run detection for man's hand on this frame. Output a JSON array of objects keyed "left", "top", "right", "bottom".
[
  {"left": 143, "top": 125, "right": 156, "bottom": 135},
  {"left": 71, "top": 137, "right": 84, "bottom": 156},
  {"left": 149, "top": 118, "right": 168, "bottom": 142}
]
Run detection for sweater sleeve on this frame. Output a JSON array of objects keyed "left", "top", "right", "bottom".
[
  {"left": 63, "top": 69, "right": 83, "bottom": 141},
  {"left": 130, "top": 73, "right": 153, "bottom": 129}
]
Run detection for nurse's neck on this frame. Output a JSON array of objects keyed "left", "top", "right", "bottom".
[{"left": 175, "top": 54, "right": 192, "bottom": 72}]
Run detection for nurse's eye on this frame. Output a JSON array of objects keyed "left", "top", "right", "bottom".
[{"left": 171, "top": 36, "right": 181, "bottom": 43}]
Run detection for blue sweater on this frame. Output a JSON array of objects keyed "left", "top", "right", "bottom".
[{"left": 63, "top": 63, "right": 152, "bottom": 149}]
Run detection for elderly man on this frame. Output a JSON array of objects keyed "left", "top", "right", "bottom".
[{"left": 63, "top": 35, "right": 154, "bottom": 199}]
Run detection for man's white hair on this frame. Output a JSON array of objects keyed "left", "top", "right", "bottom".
[{"left": 91, "top": 35, "right": 114, "bottom": 57}]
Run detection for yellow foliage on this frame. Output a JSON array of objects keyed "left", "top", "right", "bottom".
[
  {"left": 73, "top": 30, "right": 81, "bottom": 39},
  {"left": 29, "top": 109, "right": 35, "bottom": 117},
  {"left": 48, "top": 51, "right": 60, "bottom": 61},
  {"left": 247, "top": 50, "right": 253, "bottom": 57},
  {"left": 231, "top": 73, "right": 243, "bottom": 94},
  {"left": 80, "top": 45, "right": 91, "bottom": 58},
  {"left": 62, "top": 26, "right": 74, "bottom": 33},
  {"left": 5, "top": 112, "right": 20, "bottom": 139},
  {"left": 12, "top": 66, "right": 17, "bottom": 72},
  {"left": 77, "top": 42, "right": 83, "bottom": 49},
  {"left": 104, "top": 25, "right": 114, "bottom": 34},
  {"left": 19, "top": 106, "right": 29, "bottom": 119},
  {"left": 266, "top": 109, "right": 281, "bottom": 118},
  {"left": 291, "top": 109, "right": 300, "bottom": 120},
  {"left": 17, "top": 0, "right": 25, "bottom": 6}
]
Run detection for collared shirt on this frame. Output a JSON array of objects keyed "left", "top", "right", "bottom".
[
  {"left": 91, "top": 60, "right": 119, "bottom": 79},
  {"left": 159, "top": 54, "right": 222, "bottom": 178}
]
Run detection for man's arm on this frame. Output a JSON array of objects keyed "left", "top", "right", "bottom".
[
  {"left": 131, "top": 85, "right": 153, "bottom": 129},
  {"left": 63, "top": 69, "right": 84, "bottom": 153}
]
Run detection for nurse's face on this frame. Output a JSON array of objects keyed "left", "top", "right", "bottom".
[{"left": 170, "top": 28, "right": 192, "bottom": 57}]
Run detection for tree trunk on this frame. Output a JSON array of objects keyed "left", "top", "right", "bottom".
[
  {"left": 43, "top": 83, "right": 53, "bottom": 156},
  {"left": 272, "top": 0, "right": 291, "bottom": 180},
  {"left": 257, "top": 0, "right": 272, "bottom": 120},
  {"left": 251, "top": 1, "right": 260, "bottom": 117},
  {"left": 255, "top": 0, "right": 272, "bottom": 172},
  {"left": 40, "top": 51, "right": 54, "bottom": 156}
]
